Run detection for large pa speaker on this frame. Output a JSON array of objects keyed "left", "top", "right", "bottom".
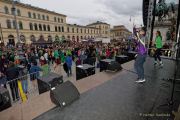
[
  {"left": 37, "top": 72, "right": 63, "bottom": 94},
  {"left": 50, "top": 81, "right": 80, "bottom": 108},
  {"left": 0, "top": 87, "right": 11, "bottom": 111},
  {"left": 100, "top": 59, "right": 122, "bottom": 72}
]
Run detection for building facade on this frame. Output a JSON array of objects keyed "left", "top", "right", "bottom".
[
  {"left": 0, "top": 0, "right": 108, "bottom": 46},
  {"left": 87, "top": 21, "right": 110, "bottom": 38},
  {"left": 110, "top": 25, "right": 131, "bottom": 41}
]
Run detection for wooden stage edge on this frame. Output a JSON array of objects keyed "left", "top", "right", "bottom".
[{"left": 0, "top": 61, "right": 134, "bottom": 120}]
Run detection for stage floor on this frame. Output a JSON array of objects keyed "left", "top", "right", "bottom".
[{"left": 34, "top": 57, "right": 180, "bottom": 120}]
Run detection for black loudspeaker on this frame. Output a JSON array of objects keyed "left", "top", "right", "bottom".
[
  {"left": 115, "top": 55, "right": 129, "bottom": 64},
  {"left": 0, "top": 87, "right": 11, "bottom": 111},
  {"left": 100, "top": 59, "right": 122, "bottom": 72},
  {"left": 76, "top": 64, "right": 95, "bottom": 80},
  {"left": 37, "top": 72, "right": 63, "bottom": 94},
  {"left": 50, "top": 81, "right": 80, "bottom": 108},
  {"left": 126, "top": 51, "right": 137, "bottom": 60}
]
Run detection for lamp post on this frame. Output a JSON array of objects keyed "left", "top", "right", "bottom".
[{"left": 11, "top": 0, "right": 24, "bottom": 59}]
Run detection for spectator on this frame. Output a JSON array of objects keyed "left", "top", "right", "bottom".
[
  {"left": 65, "top": 54, "right": 72, "bottom": 77},
  {"left": 6, "top": 62, "right": 19, "bottom": 101}
]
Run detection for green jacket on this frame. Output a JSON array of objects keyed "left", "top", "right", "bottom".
[{"left": 155, "top": 36, "right": 163, "bottom": 48}]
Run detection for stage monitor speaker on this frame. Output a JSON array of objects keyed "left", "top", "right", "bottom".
[
  {"left": 50, "top": 81, "right": 80, "bottom": 108},
  {"left": 107, "top": 61, "right": 122, "bottom": 71},
  {"left": 0, "top": 87, "right": 11, "bottom": 111},
  {"left": 37, "top": 72, "right": 63, "bottom": 94}
]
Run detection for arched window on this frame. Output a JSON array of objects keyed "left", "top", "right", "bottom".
[
  {"left": 54, "top": 17, "right": 56, "bottom": 22},
  {"left": 8, "top": 35, "right": 15, "bottom": 46},
  {"left": 38, "top": 14, "right": 41, "bottom": 19},
  {"left": 30, "top": 35, "right": 36, "bottom": 42},
  {"left": 28, "top": 12, "right": 31, "bottom": 18},
  {"left": 48, "top": 35, "right": 52, "bottom": 42},
  {"left": 39, "top": 24, "right": 42, "bottom": 31},
  {"left": 46, "top": 16, "right": 49, "bottom": 21},
  {"left": 47, "top": 25, "right": 50, "bottom": 31},
  {"left": 43, "top": 24, "right": 46, "bottom": 31},
  {"left": 29, "top": 23, "right": 33, "bottom": 30},
  {"left": 33, "top": 13, "right": 36, "bottom": 19},
  {"left": 55, "top": 26, "right": 57, "bottom": 32},
  {"left": 34, "top": 23, "right": 38, "bottom": 30},
  {"left": 72, "top": 28, "right": 74, "bottom": 33},
  {"left": 81, "top": 36, "right": 83, "bottom": 39},
  {"left": 61, "top": 19, "right": 63, "bottom": 23},
  {"left": 58, "top": 18, "right": 60, "bottom": 23},
  {"left": 67, "top": 27, "right": 69, "bottom": 32},
  {"left": 13, "top": 20, "right": 16, "bottom": 29},
  {"left": 4, "top": 6, "right": 9, "bottom": 14},
  {"left": 19, "top": 21, "right": 23, "bottom": 30},
  {"left": 61, "top": 27, "right": 64, "bottom": 32},
  {"left": 17, "top": 9, "right": 21, "bottom": 16},
  {"left": 42, "top": 15, "right": 45, "bottom": 20},
  {"left": 6, "top": 19, "right": 11, "bottom": 29},
  {"left": 81, "top": 29, "right": 82, "bottom": 33},
  {"left": 58, "top": 26, "right": 61, "bottom": 32}
]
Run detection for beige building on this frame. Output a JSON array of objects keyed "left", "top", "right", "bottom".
[
  {"left": 110, "top": 25, "right": 131, "bottom": 41},
  {"left": 87, "top": 21, "right": 111, "bottom": 38},
  {"left": 0, "top": 0, "right": 109, "bottom": 46}
]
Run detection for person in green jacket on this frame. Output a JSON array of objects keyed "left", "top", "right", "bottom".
[{"left": 154, "top": 31, "right": 163, "bottom": 66}]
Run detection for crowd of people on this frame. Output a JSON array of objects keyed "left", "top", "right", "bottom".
[{"left": 0, "top": 41, "right": 134, "bottom": 102}]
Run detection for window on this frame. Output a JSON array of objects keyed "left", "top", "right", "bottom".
[
  {"left": 81, "top": 29, "right": 82, "bottom": 33},
  {"left": 38, "top": 14, "right": 41, "bottom": 19},
  {"left": 84, "top": 29, "right": 86, "bottom": 33},
  {"left": 33, "top": 13, "right": 36, "bottom": 19},
  {"left": 72, "top": 28, "right": 74, "bottom": 33},
  {"left": 13, "top": 20, "right": 16, "bottom": 29},
  {"left": 46, "top": 16, "right": 49, "bottom": 21},
  {"left": 58, "top": 26, "right": 61, "bottom": 32},
  {"left": 34, "top": 23, "right": 38, "bottom": 30},
  {"left": 17, "top": 9, "right": 21, "bottom": 16},
  {"left": 61, "top": 19, "right": 63, "bottom": 23},
  {"left": 58, "top": 18, "right": 60, "bottom": 23},
  {"left": 11, "top": 8, "right": 14, "bottom": 15},
  {"left": 6, "top": 19, "right": 11, "bottom": 29},
  {"left": 55, "top": 26, "right": 57, "bottom": 32},
  {"left": 47, "top": 25, "right": 50, "bottom": 31},
  {"left": 67, "top": 27, "right": 69, "bottom": 32},
  {"left": 42, "top": 15, "right": 45, "bottom": 20},
  {"left": 54, "top": 17, "right": 57, "bottom": 22},
  {"left": 77, "top": 28, "right": 79, "bottom": 33},
  {"left": 28, "top": 12, "right": 31, "bottom": 18},
  {"left": 19, "top": 21, "right": 23, "bottom": 30},
  {"left": 43, "top": 24, "right": 46, "bottom": 31},
  {"left": 4, "top": 6, "right": 9, "bottom": 14},
  {"left": 29, "top": 23, "right": 33, "bottom": 30},
  {"left": 39, "top": 24, "right": 42, "bottom": 31},
  {"left": 62, "top": 27, "right": 64, "bottom": 32}
]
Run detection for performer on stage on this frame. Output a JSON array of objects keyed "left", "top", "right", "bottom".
[
  {"left": 154, "top": 31, "right": 163, "bottom": 66},
  {"left": 134, "top": 27, "right": 148, "bottom": 83}
]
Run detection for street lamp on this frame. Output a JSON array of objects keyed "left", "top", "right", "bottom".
[{"left": 11, "top": 0, "right": 24, "bottom": 59}]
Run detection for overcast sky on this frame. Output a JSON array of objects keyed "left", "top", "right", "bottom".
[{"left": 20, "top": 0, "right": 144, "bottom": 31}]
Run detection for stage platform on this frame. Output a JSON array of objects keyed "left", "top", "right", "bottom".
[
  {"left": 0, "top": 57, "right": 180, "bottom": 120},
  {"left": 34, "top": 57, "right": 180, "bottom": 120}
]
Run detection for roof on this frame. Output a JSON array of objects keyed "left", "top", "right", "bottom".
[
  {"left": 87, "top": 21, "right": 110, "bottom": 26},
  {"left": 1, "top": 0, "right": 66, "bottom": 17},
  {"left": 67, "top": 24, "right": 99, "bottom": 29}
]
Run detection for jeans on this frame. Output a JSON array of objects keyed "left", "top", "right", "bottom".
[
  {"left": 9, "top": 80, "right": 19, "bottom": 101},
  {"left": 67, "top": 66, "right": 72, "bottom": 77},
  {"left": 21, "top": 80, "right": 28, "bottom": 93},
  {"left": 154, "top": 48, "right": 162, "bottom": 61},
  {"left": 134, "top": 54, "right": 147, "bottom": 79}
]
